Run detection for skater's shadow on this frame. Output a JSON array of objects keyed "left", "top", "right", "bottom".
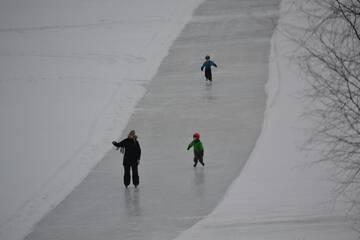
[
  {"left": 193, "top": 167, "right": 205, "bottom": 185},
  {"left": 124, "top": 188, "right": 142, "bottom": 216},
  {"left": 192, "top": 167, "right": 206, "bottom": 197},
  {"left": 202, "top": 81, "right": 218, "bottom": 102}
]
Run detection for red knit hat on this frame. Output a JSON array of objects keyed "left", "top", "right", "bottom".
[{"left": 193, "top": 132, "right": 200, "bottom": 139}]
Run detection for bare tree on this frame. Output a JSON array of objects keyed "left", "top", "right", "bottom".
[{"left": 295, "top": 0, "right": 360, "bottom": 229}]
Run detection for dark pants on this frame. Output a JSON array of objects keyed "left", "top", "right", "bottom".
[
  {"left": 205, "top": 68, "right": 212, "bottom": 81},
  {"left": 123, "top": 163, "right": 139, "bottom": 186},
  {"left": 193, "top": 151, "right": 204, "bottom": 166}
]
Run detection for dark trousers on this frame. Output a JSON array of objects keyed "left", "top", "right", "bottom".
[
  {"left": 123, "top": 163, "right": 139, "bottom": 186},
  {"left": 193, "top": 151, "right": 204, "bottom": 166},
  {"left": 205, "top": 68, "right": 212, "bottom": 81}
]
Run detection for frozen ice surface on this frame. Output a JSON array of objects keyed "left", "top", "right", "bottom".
[{"left": 24, "top": 0, "right": 279, "bottom": 240}]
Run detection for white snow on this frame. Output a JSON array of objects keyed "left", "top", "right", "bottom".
[
  {"left": 172, "top": 0, "right": 358, "bottom": 239},
  {"left": 0, "top": 1, "right": 204, "bottom": 240}
]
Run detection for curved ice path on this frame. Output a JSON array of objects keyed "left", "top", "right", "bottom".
[
  {"left": 173, "top": 1, "right": 357, "bottom": 240},
  {"left": 24, "top": 1, "right": 279, "bottom": 240}
]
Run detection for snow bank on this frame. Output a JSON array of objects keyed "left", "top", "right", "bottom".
[
  {"left": 172, "top": 0, "right": 358, "bottom": 239},
  {"left": 0, "top": 1, "right": 204, "bottom": 240}
]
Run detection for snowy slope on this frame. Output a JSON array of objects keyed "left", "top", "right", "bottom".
[
  {"left": 172, "top": 0, "right": 358, "bottom": 239},
  {"left": 0, "top": 1, "right": 204, "bottom": 239}
]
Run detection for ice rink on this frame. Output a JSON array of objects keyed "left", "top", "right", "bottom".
[{"left": 24, "top": 0, "right": 279, "bottom": 239}]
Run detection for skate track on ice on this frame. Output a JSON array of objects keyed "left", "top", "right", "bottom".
[{"left": 25, "top": 0, "right": 279, "bottom": 239}]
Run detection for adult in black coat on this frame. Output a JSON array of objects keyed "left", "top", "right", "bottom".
[{"left": 112, "top": 130, "right": 141, "bottom": 188}]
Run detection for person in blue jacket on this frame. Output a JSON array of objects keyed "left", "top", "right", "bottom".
[{"left": 201, "top": 55, "right": 218, "bottom": 81}]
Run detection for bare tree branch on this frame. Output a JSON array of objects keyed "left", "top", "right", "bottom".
[{"left": 292, "top": 0, "right": 360, "bottom": 231}]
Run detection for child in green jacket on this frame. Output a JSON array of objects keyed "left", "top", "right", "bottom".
[{"left": 187, "top": 132, "right": 204, "bottom": 167}]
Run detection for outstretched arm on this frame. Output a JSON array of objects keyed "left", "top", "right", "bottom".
[
  {"left": 211, "top": 61, "right": 217, "bottom": 68},
  {"left": 112, "top": 141, "right": 119, "bottom": 148},
  {"left": 112, "top": 139, "right": 126, "bottom": 148},
  {"left": 187, "top": 141, "right": 194, "bottom": 150}
]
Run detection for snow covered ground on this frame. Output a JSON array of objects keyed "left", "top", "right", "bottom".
[{"left": 0, "top": 0, "right": 204, "bottom": 239}]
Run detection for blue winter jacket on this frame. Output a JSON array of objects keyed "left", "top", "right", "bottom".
[{"left": 201, "top": 60, "right": 217, "bottom": 71}]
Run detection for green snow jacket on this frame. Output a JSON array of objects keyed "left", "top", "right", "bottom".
[{"left": 187, "top": 139, "right": 204, "bottom": 153}]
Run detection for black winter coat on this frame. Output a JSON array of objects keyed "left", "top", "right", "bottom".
[{"left": 113, "top": 138, "right": 141, "bottom": 165}]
